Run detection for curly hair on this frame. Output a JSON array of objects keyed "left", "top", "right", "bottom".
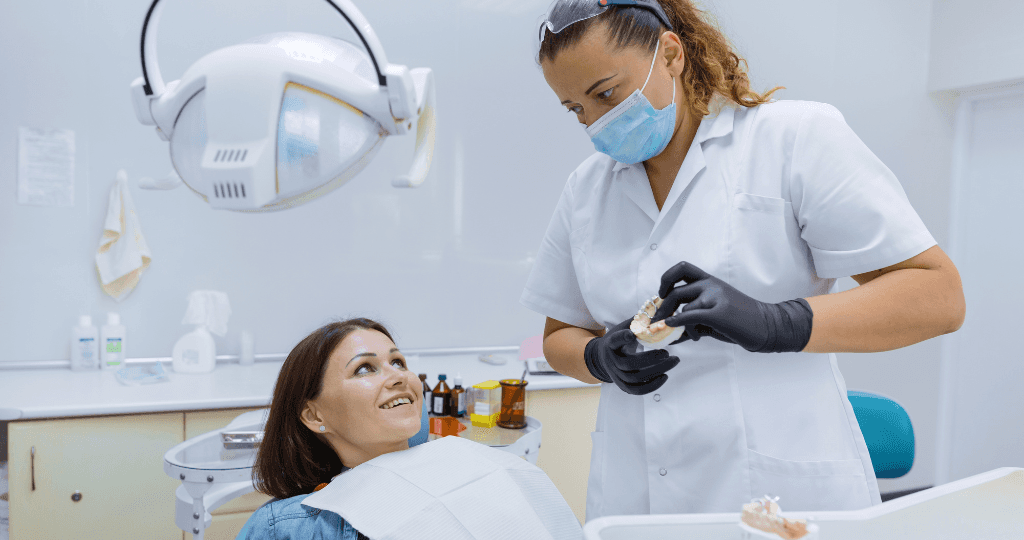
[
  {"left": 252, "top": 318, "right": 396, "bottom": 500},
  {"left": 538, "top": 0, "right": 782, "bottom": 116}
]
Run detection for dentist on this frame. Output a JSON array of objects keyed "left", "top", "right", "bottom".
[{"left": 520, "top": 0, "right": 965, "bottom": 520}]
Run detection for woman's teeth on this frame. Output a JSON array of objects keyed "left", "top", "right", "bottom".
[{"left": 380, "top": 397, "right": 412, "bottom": 409}]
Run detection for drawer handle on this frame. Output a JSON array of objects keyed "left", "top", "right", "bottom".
[
  {"left": 71, "top": 491, "right": 82, "bottom": 502},
  {"left": 30, "top": 446, "right": 36, "bottom": 491}
]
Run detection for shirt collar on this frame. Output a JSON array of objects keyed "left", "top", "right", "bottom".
[{"left": 611, "top": 104, "right": 736, "bottom": 173}]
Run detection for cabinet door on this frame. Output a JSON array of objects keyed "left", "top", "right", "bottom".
[
  {"left": 526, "top": 387, "right": 601, "bottom": 524},
  {"left": 184, "top": 408, "right": 272, "bottom": 517},
  {"left": 7, "top": 413, "right": 184, "bottom": 540}
]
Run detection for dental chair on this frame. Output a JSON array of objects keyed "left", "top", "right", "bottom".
[
  {"left": 165, "top": 402, "right": 542, "bottom": 540},
  {"left": 847, "top": 390, "right": 915, "bottom": 478}
]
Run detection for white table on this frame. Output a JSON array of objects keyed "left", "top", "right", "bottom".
[{"left": 583, "top": 467, "right": 1024, "bottom": 539}]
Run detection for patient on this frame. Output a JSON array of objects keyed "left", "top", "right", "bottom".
[
  {"left": 243, "top": 318, "right": 426, "bottom": 540},
  {"left": 242, "top": 317, "right": 580, "bottom": 540}
]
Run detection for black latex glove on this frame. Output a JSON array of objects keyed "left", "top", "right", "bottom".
[
  {"left": 652, "top": 262, "right": 814, "bottom": 353},
  {"left": 583, "top": 317, "right": 681, "bottom": 395}
]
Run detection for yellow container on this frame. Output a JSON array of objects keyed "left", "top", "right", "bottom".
[{"left": 469, "top": 380, "right": 501, "bottom": 428}]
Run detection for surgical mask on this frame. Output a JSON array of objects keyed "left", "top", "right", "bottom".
[{"left": 585, "top": 43, "right": 677, "bottom": 164}]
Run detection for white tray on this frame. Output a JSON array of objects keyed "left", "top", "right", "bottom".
[{"left": 738, "top": 521, "right": 819, "bottom": 539}]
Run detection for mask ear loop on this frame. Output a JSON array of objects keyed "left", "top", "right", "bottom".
[
  {"left": 639, "top": 40, "right": 661, "bottom": 93},
  {"left": 640, "top": 39, "right": 676, "bottom": 109}
]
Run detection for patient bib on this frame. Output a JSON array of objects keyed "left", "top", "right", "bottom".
[{"left": 302, "top": 436, "right": 582, "bottom": 540}]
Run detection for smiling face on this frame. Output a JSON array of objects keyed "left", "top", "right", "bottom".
[
  {"left": 300, "top": 328, "right": 422, "bottom": 468},
  {"left": 541, "top": 21, "right": 685, "bottom": 129}
]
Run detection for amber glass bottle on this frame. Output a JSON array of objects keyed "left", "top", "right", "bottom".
[
  {"left": 450, "top": 374, "right": 467, "bottom": 417},
  {"left": 431, "top": 374, "right": 452, "bottom": 416},
  {"left": 419, "top": 373, "right": 431, "bottom": 402}
]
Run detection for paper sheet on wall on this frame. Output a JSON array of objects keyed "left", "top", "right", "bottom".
[{"left": 17, "top": 127, "right": 75, "bottom": 207}]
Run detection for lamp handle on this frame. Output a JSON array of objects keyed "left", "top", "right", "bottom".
[{"left": 138, "top": 0, "right": 392, "bottom": 97}]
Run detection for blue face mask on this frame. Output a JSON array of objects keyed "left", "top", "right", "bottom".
[{"left": 585, "top": 43, "right": 677, "bottom": 165}]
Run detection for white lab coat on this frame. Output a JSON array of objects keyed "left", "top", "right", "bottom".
[{"left": 521, "top": 100, "right": 935, "bottom": 520}]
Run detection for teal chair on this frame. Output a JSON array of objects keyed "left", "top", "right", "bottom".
[{"left": 847, "top": 390, "right": 915, "bottom": 478}]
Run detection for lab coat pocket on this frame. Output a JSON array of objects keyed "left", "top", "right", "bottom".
[
  {"left": 731, "top": 193, "right": 797, "bottom": 297},
  {"left": 747, "top": 448, "right": 871, "bottom": 511},
  {"left": 734, "top": 192, "right": 786, "bottom": 214},
  {"left": 585, "top": 431, "right": 606, "bottom": 521}
]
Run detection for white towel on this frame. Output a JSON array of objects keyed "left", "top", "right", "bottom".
[{"left": 95, "top": 169, "right": 151, "bottom": 301}]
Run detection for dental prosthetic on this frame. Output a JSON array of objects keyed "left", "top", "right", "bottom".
[
  {"left": 740, "top": 495, "right": 814, "bottom": 539},
  {"left": 630, "top": 296, "right": 684, "bottom": 349}
]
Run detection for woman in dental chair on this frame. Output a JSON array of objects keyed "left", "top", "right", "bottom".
[
  {"left": 240, "top": 318, "right": 429, "bottom": 540},
  {"left": 240, "top": 318, "right": 579, "bottom": 540}
]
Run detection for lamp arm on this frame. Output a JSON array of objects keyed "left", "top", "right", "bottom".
[{"left": 138, "top": 0, "right": 391, "bottom": 97}]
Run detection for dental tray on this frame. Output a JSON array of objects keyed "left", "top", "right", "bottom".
[
  {"left": 527, "top": 357, "right": 559, "bottom": 375},
  {"left": 221, "top": 431, "right": 264, "bottom": 450}
]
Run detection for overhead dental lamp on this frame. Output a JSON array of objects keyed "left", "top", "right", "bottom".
[{"left": 130, "top": 0, "right": 435, "bottom": 212}]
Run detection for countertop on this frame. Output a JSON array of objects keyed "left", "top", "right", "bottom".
[{"left": 0, "top": 350, "right": 597, "bottom": 421}]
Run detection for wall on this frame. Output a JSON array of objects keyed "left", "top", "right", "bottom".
[
  {"left": 929, "top": 0, "right": 1024, "bottom": 92},
  {"left": 0, "top": 0, "right": 961, "bottom": 494}
]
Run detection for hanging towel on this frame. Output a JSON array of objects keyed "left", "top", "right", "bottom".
[{"left": 95, "top": 169, "right": 151, "bottom": 301}]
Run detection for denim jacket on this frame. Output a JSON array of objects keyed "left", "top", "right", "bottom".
[
  {"left": 238, "top": 402, "right": 430, "bottom": 540},
  {"left": 239, "top": 493, "right": 367, "bottom": 540}
]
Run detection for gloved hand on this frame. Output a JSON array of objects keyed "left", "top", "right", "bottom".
[
  {"left": 652, "top": 262, "right": 814, "bottom": 353},
  {"left": 584, "top": 317, "right": 680, "bottom": 395}
]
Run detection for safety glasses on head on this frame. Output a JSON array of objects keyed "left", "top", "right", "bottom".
[{"left": 538, "top": 0, "right": 672, "bottom": 43}]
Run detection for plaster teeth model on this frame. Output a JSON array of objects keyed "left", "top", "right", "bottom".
[
  {"left": 739, "top": 496, "right": 814, "bottom": 539},
  {"left": 630, "top": 296, "right": 684, "bottom": 349}
]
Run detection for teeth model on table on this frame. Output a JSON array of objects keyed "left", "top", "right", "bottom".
[
  {"left": 738, "top": 495, "right": 819, "bottom": 539},
  {"left": 630, "top": 296, "right": 685, "bottom": 350}
]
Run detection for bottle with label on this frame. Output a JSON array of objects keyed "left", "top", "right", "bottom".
[
  {"left": 451, "top": 373, "right": 467, "bottom": 417},
  {"left": 70, "top": 315, "right": 100, "bottom": 371},
  {"left": 419, "top": 374, "right": 431, "bottom": 402},
  {"left": 430, "top": 374, "right": 451, "bottom": 416},
  {"left": 100, "top": 312, "right": 126, "bottom": 370}
]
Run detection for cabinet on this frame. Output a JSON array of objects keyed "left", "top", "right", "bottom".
[
  {"left": 7, "top": 413, "right": 184, "bottom": 540},
  {"left": 527, "top": 386, "right": 601, "bottom": 523}
]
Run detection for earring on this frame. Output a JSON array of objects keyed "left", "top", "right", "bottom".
[{"left": 319, "top": 425, "right": 326, "bottom": 432}]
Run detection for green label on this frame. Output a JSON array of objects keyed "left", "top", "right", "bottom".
[{"left": 106, "top": 338, "right": 122, "bottom": 353}]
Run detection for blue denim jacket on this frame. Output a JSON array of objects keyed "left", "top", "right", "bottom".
[
  {"left": 237, "top": 402, "right": 430, "bottom": 540},
  {"left": 240, "top": 493, "right": 366, "bottom": 540}
]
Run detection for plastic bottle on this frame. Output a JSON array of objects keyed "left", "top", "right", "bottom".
[
  {"left": 451, "top": 373, "right": 467, "bottom": 417},
  {"left": 172, "top": 326, "right": 216, "bottom": 373},
  {"left": 100, "top": 312, "right": 126, "bottom": 370},
  {"left": 430, "top": 374, "right": 451, "bottom": 416},
  {"left": 70, "top": 315, "right": 99, "bottom": 371},
  {"left": 239, "top": 330, "right": 255, "bottom": 366}
]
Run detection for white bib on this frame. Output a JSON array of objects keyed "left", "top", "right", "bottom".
[{"left": 303, "top": 436, "right": 582, "bottom": 540}]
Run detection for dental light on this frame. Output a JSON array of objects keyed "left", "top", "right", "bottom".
[{"left": 130, "top": 0, "right": 435, "bottom": 212}]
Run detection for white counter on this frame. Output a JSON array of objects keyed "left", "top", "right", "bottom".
[{"left": 0, "top": 351, "right": 597, "bottom": 421}]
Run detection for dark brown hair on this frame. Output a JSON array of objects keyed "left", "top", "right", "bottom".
[
  {"left": 252, "top": 318, "right": 395, "bottom": 500},
  {"left": 538, "top": 0, "right": 782, "bottom": 116}
]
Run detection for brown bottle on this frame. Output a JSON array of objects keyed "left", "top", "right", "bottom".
[
  {"left": 451, "top": 374, "right": 467, "bottom": 417},
  {"left": 419, "top": 374, "right": 431, "bottom": 402},
  {"left": 431, "top": 374, "right": 452, "bottom": 416}
]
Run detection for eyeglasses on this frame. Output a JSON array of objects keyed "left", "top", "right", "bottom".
[{"left": 538, "top": 0, "right": 673, "bottom": 44}]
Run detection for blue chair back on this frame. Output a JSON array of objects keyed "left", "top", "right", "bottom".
[{"left": 847, "top": 390, "right": 914, "bottom": 478}]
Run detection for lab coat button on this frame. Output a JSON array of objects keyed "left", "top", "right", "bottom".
[
  {"left": 650, "top": 243, "right": 658, "bottom": 250},
  {"left": 653, "top": 394, "right": 661, "bottom": 402},
  {"left": 659, "top": 468, "right": 667, "bottom": 476}
]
